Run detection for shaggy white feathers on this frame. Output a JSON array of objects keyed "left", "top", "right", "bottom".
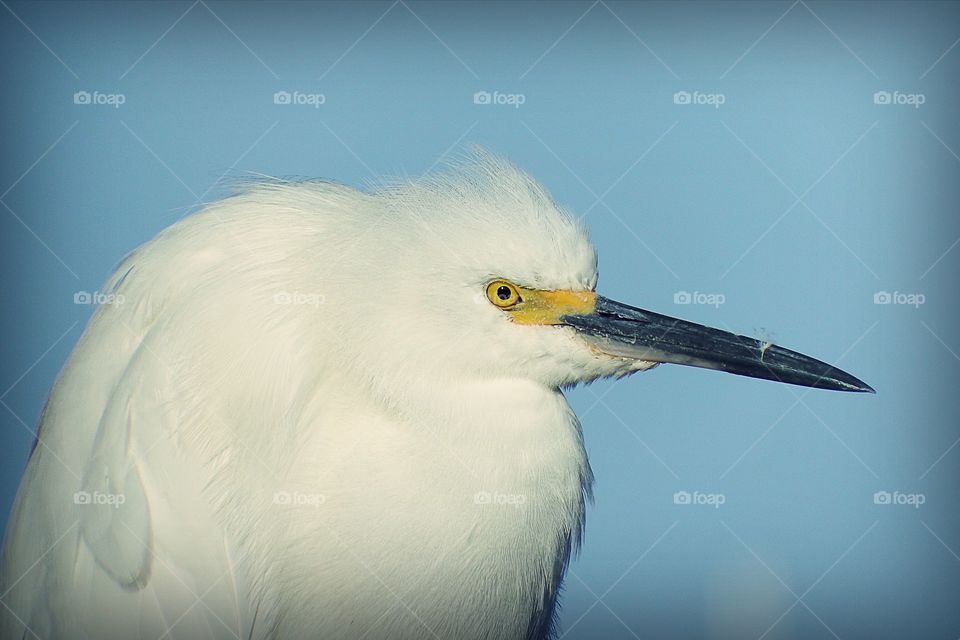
[{"left": 1, "top": 151, "right": 616, "bottom": 640}]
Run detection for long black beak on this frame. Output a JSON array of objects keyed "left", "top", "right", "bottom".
[{"left": 562, "top": 296, "right": 874, "bottom": 393}]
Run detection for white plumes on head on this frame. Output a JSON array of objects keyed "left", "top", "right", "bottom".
[{"left": 371, "top": 149, "right": 598, "bottom": 292}]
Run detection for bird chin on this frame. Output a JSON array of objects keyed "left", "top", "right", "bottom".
[
  {"left": 579, "top": 334, "right": 661, "bottom": 374},
  {"left": 563, "top": 350, "right": 658, "bottom": 387},
  {"left": 608, "top": 359, "right": 660, "bottom": 380}
]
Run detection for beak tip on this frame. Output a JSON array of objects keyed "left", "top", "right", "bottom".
[{"left": 825, "top": 373, "right": 875, "bottom": 394}]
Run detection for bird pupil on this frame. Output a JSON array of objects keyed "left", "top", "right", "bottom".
[{"left": 497, "top": 286, "right": 512, "bottom": 300}]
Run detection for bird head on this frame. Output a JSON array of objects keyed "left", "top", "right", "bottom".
[{"left": 321, "top": 151, "right": 872, "bottom": 402}]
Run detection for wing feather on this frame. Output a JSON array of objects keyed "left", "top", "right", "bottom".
[{"left": 2, "top": 325, "right": 251, "bottom": 639}]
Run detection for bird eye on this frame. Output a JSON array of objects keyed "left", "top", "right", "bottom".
[{"left": 486, "top": 280, "right": 522, "bottom": 308}]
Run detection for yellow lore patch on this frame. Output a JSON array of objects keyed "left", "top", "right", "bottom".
[{"left": 486, "top": 280, "right": 596, "bottom": 325}]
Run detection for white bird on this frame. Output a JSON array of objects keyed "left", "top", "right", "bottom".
[{"left": 0, "top": 151, "right": 872, "bottom": 640}]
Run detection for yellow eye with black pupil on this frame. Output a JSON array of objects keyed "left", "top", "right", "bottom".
[{"left": 486, "top": 281, "right": 521, "bottom": 308}]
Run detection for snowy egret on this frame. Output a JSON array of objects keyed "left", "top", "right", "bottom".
[{"left": 0, "top": 152, "right": 872, "bottom": 640}]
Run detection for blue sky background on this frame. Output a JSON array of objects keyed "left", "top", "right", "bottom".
[{"left": 1, "top": 1, "right": 959, "bottom": 638}]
